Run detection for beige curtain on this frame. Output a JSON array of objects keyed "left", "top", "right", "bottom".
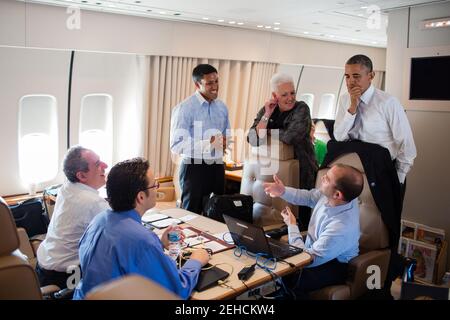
[{"left": 145, "top": 56, "right": 278, "bottom": 178}]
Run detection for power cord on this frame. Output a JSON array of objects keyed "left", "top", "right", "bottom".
[
  {"left": 218, "top": 279, "right": 238, "bottom": 292},
  {"left": 278, "top": 259, "right": 296, "bottom": 268}
]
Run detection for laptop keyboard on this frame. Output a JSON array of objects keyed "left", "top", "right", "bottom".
[{"left": 268, "top": 241, "right": 302, "bottom": 259}]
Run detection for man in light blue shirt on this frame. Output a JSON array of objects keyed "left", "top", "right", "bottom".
[
  {"left": 263, "top": 164, "right": 363, "bottom": 298},
  {"left": 170, "top": 64, "right": 230, "bottom": 214},
  {"left": 73, "top": 158, "right": 210, "bottom": 300}
]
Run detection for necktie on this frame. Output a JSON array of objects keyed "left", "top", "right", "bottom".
[{"left": 348, "top": 100, "right": 363, "bottom": 140}]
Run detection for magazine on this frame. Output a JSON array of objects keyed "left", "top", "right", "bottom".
[
  {"left": 401, "top": 219, "right": 417, "bottom": 239},
  {"left": 407, "top": 239, "right": 437, "bottom": 283},
  {"left": 416, "top": 224, "right": 445, "bottom": 246}
]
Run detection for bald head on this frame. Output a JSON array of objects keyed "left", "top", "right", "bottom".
[{"left": 332, "top": 164, "right": 364, "bottom": 202}]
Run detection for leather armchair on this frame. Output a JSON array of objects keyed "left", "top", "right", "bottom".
[
  {"left": 240, "top": 139, "right": 299, "bottom": 228},
  {"left": 309, "top": 153, "right": 391, "bottom": 300},
  {"left": 0, "top": 197, "right": 60, "bottom": 299}
]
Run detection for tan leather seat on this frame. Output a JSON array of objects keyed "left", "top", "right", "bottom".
[
  {"left": 309, "top": 153, "right": 391, "bottom": 300},
  {"left": 0, "top": 197, "right": 43, "bottom": 299},
  {"left": 85, "top": 275, "right": 180, "bottom": 300},
  {"left": 240, "top": 139, "right": 299, "bottom": 227}
]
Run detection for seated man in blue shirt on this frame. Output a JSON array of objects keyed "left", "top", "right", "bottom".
[
  {"left": 263, "top": 164, "right": 363, "bottom": 298},
  {"left": 73, "top": 158, "right": 210, "bottom": 300}
]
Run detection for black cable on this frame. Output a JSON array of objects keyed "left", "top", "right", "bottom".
[
  {"left": 278, "top": 259, "right": 296, "bottom": 268},
  {"left": 241, "top": 280, "right": 250, "bottom": 292}
]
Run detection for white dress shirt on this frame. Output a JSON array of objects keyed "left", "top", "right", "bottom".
[
  {"left": 281, "top": 188, "right": 360, "bottom": 268},
  {"left": 37, "top": 181, "right": 110, "bottom": 272},
  {"left": 334, "top": 85, "right": 417, "bottom": 183}
]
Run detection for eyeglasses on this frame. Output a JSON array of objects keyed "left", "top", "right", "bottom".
[{"left": 143, "top": 181, "right": 159, "bottom": 191}]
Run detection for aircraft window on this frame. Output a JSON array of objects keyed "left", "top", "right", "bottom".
[
  {"left": 317, "top": 93, "right": 336, "bottom": 120},
  {"left": 79, "top": 94, "right": 113, "bottom": 167},
  {"left": 18, "top": 95, "right": 58, "bottom": 191},
  {"left": 298, "top": 93, "right": 314, "bottom": 116}
]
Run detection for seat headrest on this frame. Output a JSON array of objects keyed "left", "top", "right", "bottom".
[
  {"left": 0, "top": 198, "right": 20, "bottom": 256},
  {"left": 250, "top": 139, "right": 294, "bottom": 161},
  {"left": 326, "top": 153, "right": 364, "bottom": 172},
  {"left": 85, "top": 275, "right": 180, "bottom": 300}
]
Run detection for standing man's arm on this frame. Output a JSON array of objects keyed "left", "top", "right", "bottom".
[
  {"left": 388, "top": 98, "right": 417, "bottom": 184},
  {"left": 223, "top": 107, "right": 232, "bottom": 154},
  {"left": 170, "top": 105, "right": 215, "bottom": 158},
  {"left": 334, "top": 95, "right": 358, "bottom": 141}
]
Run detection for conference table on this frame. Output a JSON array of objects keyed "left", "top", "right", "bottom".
[{"left": 151, "top": 207, "right": 312, "bottom": 300}]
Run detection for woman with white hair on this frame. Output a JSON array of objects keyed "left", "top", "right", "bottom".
[{"left": 248, "top": 73, "right": 317, "bottom": 230}]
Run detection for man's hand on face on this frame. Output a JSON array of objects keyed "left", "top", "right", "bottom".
[{"left": 348, "top": 86, "right": 362, "bottom": 115}]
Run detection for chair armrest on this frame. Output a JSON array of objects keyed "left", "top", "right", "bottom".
[
  {"left": 309, "top": 285, "right": 351, "bottom": 300},
  {"left": 16, "top": 228, "right": 35, "bottom": 259},
  {"left": 346, "top": 249, "right": 391, "bottom": 299}
]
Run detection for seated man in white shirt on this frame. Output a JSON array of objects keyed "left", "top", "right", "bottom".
[
  {"left": 263, "top": 164, "right": 363, "bottom": 299},
  {"left": 334, "top": 54, "right": 416, "bottom": 189},
  {"left": 36, "top": 146, "right": 110, "bottom": 290}
]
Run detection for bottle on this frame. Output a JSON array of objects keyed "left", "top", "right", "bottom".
[{"left": 168, "top": 223, "right": 181, "bottom": 261}]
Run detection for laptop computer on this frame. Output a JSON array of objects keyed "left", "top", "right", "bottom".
[{"left": 223, "top": 214, "right": 302, "bottom": 260}]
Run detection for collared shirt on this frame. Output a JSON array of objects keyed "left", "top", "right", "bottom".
[
  {"left": 281, "top": 187, "right": 360, "bottom": 268},
  {"left": 334, "top": 85, "right": 417, "bottom": 183},
  {"left": 170, "top": 91, "right": 230, "bottom": 160},
  {"left": 36, "top": 181, "right": 109, "bottom": 272},
  {"left": 73, "top": 209, "right": 202, "bottom": 300}
]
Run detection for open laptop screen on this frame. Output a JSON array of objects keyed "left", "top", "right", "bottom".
[{"left": 223, "top": 214, "right": 274, "bottom": 256}]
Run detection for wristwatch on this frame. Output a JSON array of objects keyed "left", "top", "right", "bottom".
[{"left": 261, "top": 115, "right": 270, "bottom": 122}]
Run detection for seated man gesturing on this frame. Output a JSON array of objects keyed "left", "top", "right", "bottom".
[{"left": 263, "top": 164, "right": 363, "bottom": 298}]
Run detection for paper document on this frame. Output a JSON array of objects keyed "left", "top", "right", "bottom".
[
  {"left": 182, "top": 228, "right": 199, "bottom": 238},
  {"left": 142, "top": 212, "right": 169, "bottom": 223},
  {"left": 213, "top": 232, "right": 234, "bottom": 244},
  {"left": 151, "top": 218, "right": 182, "bottom": 228},
  {"left": 184, "top": 236, "right": 210, "bottom": 247},
  {"left": 194, "top": 241, "right": 228, "bottom": 253},
  {"left": 179, "top": 214, "right": 198, "bottom": 222}
]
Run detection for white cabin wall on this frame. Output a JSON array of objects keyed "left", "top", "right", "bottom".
[
  {"left": 386, "top": 2, "right": 450, "bottom": 268},
  {"left": 0, "top": 0, "right": 386, "bottom": 69},
  {"left": 70, "top": 52, "right": 148, "bottom": 164},
  {"left": 0, "top": 47, "right": 70, "bottom": 196}
]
